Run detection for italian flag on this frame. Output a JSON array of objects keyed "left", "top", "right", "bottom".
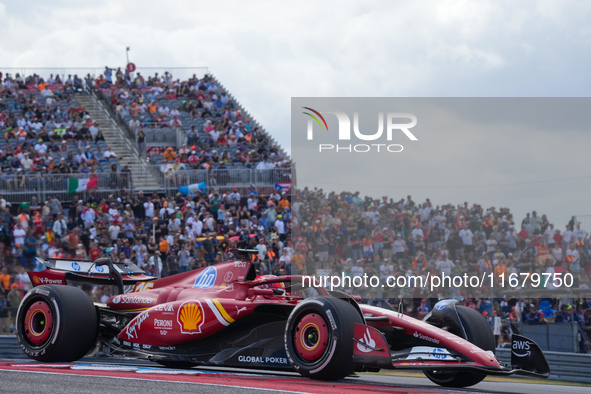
[{"left": 68, "top": 177, "right": 98, "bottom": 194}]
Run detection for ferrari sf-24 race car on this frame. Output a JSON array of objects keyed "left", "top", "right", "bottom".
[{"left": 16, "top": 249, "right": 549, "bottom": 388}]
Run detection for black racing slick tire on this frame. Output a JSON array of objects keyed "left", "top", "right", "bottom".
[
  {"left": 16, "top": 285, "right": 98, "bottom": 362},
  {"left": 284, "top": 296, "right": 362, "bottom": 381},
  {"left": 424, "top": 306, "right": 495, "bottom": 388}
]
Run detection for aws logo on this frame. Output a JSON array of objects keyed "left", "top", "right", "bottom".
[
  {"left": 177, "top": 301, "right": 204, "bottom": 334},
  {"left": 302, "top": 107, "right": 418, "bottom": 153},
  {"left": 512, "top": 340, "right": 531, "bottom": 357}
]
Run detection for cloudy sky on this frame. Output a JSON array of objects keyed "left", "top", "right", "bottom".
[
  {"left": 292, "top": 97, "right": 591, "bottom": 229},
  {"left": 2, "top": 1, "right": 590, "bottom": 226}
]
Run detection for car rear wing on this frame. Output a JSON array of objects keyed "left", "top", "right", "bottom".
[
  {"left": 37, "top": 256, "right": 147, "bottom": 276},
  {"left": 29, "top": 257, "right": 154, "bottom": 294}
]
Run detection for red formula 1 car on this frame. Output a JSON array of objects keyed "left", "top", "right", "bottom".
[{"left": 16, "top": 250, "right": 549, "bottom": 388}]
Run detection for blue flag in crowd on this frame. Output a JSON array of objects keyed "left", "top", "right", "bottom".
[{"left": 179, "top": 182, "right": 206, "bottom": 196}]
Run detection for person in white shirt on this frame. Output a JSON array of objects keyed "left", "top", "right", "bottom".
[
  {"left": 255, "top": 240, "right": 267, "bottom": 261},
  {"left": 459, "top": 228, "right": 474, "bottom": 246},
  {"left": 229, "top": 188, "right": 241, "bottom": 202},
  {"left": 351, "top": 260, "right": 364, "bottom": 278},
  {"left": 204, "top": 214, "right": 215, "bottom": 232},
  {"left": 209, "top": 129, "right": 220, "bottom": 142},
  {"left": 562, "top": 226, "right": 574, "bottom": 245},
  {"left": 275, "top": 217, "right": 286, "bottom": 237},
  {"left": 279, "top": 249, "right": 291, "bottom": 267},
  {"left": 247, "top": 196, "right": 257, "bottom": 211},
  {"left": 132, "top": 240, "right": 148, "bottom": 267},
  {"left": 545, "top": 223, "right": 555, "bottom": 245},
  {"left": 160, "top": 204, "right": 175, "bottom": 219},
  {"left": 192, "top": 218, "right": 203, "bottom": 236},
  {"left": 437, "top": 258, "right": 455, "bottom": 276},
  {"left": 573, "top": 223, "right": 588, "bottom": 242},
  {"left": 13, "top": 224, "right": 26, "bottom": 246},
  {"left": 103, "top": 147, "right": 117, "bottom": 159},
  {"left": 418, "top": 204, "right": 432, "bottom": 223},
  {"left": 256, "top": 160, "right": 269, "bottom": 170},
  {"left": 16, "top": 116, "right": 26, "bottom": 129},
  {"left": 21, "top": 154, "right": 33, "bottom": 171},
  {"left": 144, "top": 199, "right": 155, "bottom": 218},
  {"left": 486, "top": 236, "right": 497, "bottom": 253},
  {"left": 28, "top": 119, "right": 43, "bottom": 132},
  {"left": 109, "top": 222, "right": 121, "bottom": 241},
  {"left": 52, "top": 214, "right": 68, "bottom": 239},
  {"left": 74, "top": 149, "right": 88, "bottom": 165},
  {"left": 158, "top": 106, "right": 170, "bottom": 116},
  {"left": 34, "top": 141, "right": 48, "bottom": 154},
  {"left": 148, "top": 252, "right": 163, "bottom": 278},
  {"left": 129, "top": 118, "right": 140, "bottom": 134},
  {"left": 411, "top": 224, "right": 424, "bottom": 240},
  {"left": 89, "top": 124, "right": 99, "bottom": 139},
  {"left": 82, "top": 204, "right": 96, "bottom": 228}
]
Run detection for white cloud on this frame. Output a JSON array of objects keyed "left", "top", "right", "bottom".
[{"left": 2, "top": 0, "right": 591, "bottom": 224}]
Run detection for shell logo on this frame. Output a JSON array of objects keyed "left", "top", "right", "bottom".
[
  {"left": 177, "top": 301, "right": 204, "bottom": 334},
  {"left": 33, "top": 276, "right": 40, "bottom": 284}
]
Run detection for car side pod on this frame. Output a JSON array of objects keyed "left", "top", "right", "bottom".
[{"left": 509, "top": 334, "right": 550, "bottom": 378}]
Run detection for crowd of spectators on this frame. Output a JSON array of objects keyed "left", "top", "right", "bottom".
[
  {"left": 0, "top": 184, "right": 293, "bottom": 332},
  {"left": 289, "top": 188, "right": 591, "bottom": 350},
  {"left": 291, "top": 189, "right": 591, "bottom": 292},
  {"left": 93, "top": 69, "right": 289, "bottom": 172},
  {"left": 0, "top": 72, "right": 127, "bottom": 185}
]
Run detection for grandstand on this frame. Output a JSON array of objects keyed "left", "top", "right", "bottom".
[{"left": 0, "top": 67, "right": 290, "bottom": 203}]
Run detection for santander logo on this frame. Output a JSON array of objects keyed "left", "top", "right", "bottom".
[
  {"left": 413, "top": 331, "right": 440, "bottom": 344},
  {"left": 356, "top": 328, "right": 376, "bottom": 353}
]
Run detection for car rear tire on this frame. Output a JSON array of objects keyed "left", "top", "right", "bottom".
[
  {"left": 284, "top": 296, "right": 362, "bottom": 381},
  {"left": 16, "top": 285, "right": 98, "bottom": 362},
  {"left": 424, "top": 305, "right": 495, "bottom": 388}
]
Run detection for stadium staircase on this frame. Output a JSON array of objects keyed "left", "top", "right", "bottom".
[{"left": 75, "top": 92, "right": 162, "bottom": 191}]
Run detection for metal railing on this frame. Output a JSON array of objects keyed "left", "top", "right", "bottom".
[
  {"left": 84, "top": 89, "right": 140, "bottom": 156},
  {"left": 145, "top": 167, "right": 291, "bottom": 190},
  {"left": 0, "top": 168, "right": 291, "bottom": 203},
  {"left": 575, "top": 215, "right": 591, "bottom": 233},
  {"left": 496, "top": 348, "right": 591, "bottom": 383},
  {"left": 0, "top": 172, "right": 133, "bottom": 203}
]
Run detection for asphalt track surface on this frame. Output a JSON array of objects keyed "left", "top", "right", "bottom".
[{"left": 0, "top": 357, "right": 588, "bottom": 394}]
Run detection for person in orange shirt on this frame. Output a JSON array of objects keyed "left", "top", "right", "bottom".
[
  {"left": 159, "top": 236, "right": 169, "bottom": 259},
  {"left": 412, "top": 252, "right": 426, "bottom": 271},
  {"left": 494, "top": 258, "right": 508, "bottom": 283},
  {"left": 277, "top": 194, "right": 290, "bottom": 210},
  {"left": 148, "top": 102, "right": 158, "bottom": 114},
  {"left": 163, "top": 147, "right": 176, "bottom": 162},
  {"left": 0, "top": 268, "right": 10, "bottom": 292},
  {"left": 291, "top": 249, "right": 306, "bottom": 274},
  {"left": 535, "top": 239, "right": 549, "bottom": 255}
]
